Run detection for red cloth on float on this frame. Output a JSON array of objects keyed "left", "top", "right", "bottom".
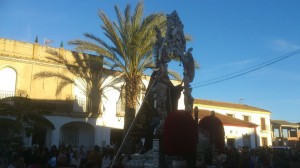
[
  {"left": 163, "top": 110, "right": 197, "bottom": 156},
  {"left": 198, "top": 114, "right": 225, "bottom": 153}
]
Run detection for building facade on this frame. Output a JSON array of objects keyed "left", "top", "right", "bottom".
[
  {"left": 0, "top": 38, "right": 132, "bottom": 150},
  {"left": 194, "top": 99, "right": 272, "bottom": 148},
  {"left": 271, "top": 120, "right": 300, "bottom": 148},
  {"left": 0, "top": 38, "right": 273, "bottom": 151}
]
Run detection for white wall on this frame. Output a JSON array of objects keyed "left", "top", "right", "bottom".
[
  {"left": 197, "top": 106, "right": 272, "bottom": 147},
  {"left": 224, "top": 126, "right": 256, "bottom": 149}
]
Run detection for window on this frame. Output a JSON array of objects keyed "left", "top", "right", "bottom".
[
  {"left": 243, "top": 115, "right": 250, "bottom": 122},
  {"left": 273, "top": 128, "right": 280, "bottom": 137},
  {"left": 260, "top": 118, "right": 266, "bottom": 131},
  {"left": 61, "top": 127, "right": 79, "bottom": 147},
  {"left": 227, "top": 138, "right": 235, "bottom": 148},
  {"left": 282, "top": 129, "right": 288, "bottom": 138},
  {"left": 243, "top": 134, "right": 251, "bottom": 148},
  {"left": 0, "top": 67, "right": 16, "bottom": 99},
  {"left": 290, "top": 128, "right": 297, "bottom": 137},
  {"left": 262, "top": 137, "right": 268, "bottom": 146}
]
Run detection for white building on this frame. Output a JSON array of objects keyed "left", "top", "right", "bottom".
[
  {"left": 194, "top": 99, "right": 272, "bottom": 148},
  {"left": 0, "top": 38, "right": 272, "bottom": 150},
  {"left": 0, "top": 38, "right": 183, "bottom": 150}
]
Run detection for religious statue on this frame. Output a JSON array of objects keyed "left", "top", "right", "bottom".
[
  {"left": 121, "top": 10, "right": 196, "bottom": 168},
  {"left": 164, "top": 11, "right": 195, "bottom": 113}
]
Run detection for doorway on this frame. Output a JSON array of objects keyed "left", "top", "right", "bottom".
[{"left": 227, "top": 138, "right": 236, "bottom": 148}]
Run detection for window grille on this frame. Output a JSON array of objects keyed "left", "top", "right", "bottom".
[
  {"left": 0, "top": 127, "right": 10, "bottom": 141},
  {"left": 61, "top": 127, "right": 79, "bottom": 147},
  {"left": 243, "top": 134, "right": 251, "bottom": 147},
  {"left": 0, "top": 90, "right": 15, "bottom": 99}
]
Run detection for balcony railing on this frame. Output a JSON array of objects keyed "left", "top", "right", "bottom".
[
  {"left": 0, "top": 90, "right": 15, "bottom": 99},
  {"left": 73, "top": 97, "right": 87, "bottom": 112}
]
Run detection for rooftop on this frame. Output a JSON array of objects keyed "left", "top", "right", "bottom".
[
  {"left": 271, "top": 120, "right": 300, "bottom": 126},
  {"left": 194, "top": 99, "right": 270, "bottom": 113},
  {"left": 195, "top": 109, "right": 258, "bottom": 128}
]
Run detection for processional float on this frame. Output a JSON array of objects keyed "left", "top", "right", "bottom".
[{"left": 111, "top": 10, "right": 199, "bottom": 168}]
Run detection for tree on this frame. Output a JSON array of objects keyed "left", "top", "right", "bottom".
[
  {"left": 0, "top": 96, "right": 55, "bottom": 145},
  {"left": 34, "top": 50, "right": 121, "bottom": 116},
  {"left": 69, "top": 1, "right": 166, "bottom": 153}
]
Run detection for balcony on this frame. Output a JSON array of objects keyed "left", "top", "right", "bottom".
[
  {"left": 30, "top": 99, "right": 93, "bottom": 118},
  {"left": 0, "top": 90, "right": 15, "bottom": 99},
  {"left": 0, "top": 94, "right": 101, "bottom": 117},
  {"left": 73, "top": 97, "right": 87, "bottom": 113}
]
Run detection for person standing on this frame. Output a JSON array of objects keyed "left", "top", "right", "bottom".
[
  {"left": 102, "top": 147, "right": 114, "bottom": 168},
  {"left": 77, "top": 145, "right": 87, "bottom": 168},
  {"left": 87, "top": 145, "right": 102, "bottom": 168}
]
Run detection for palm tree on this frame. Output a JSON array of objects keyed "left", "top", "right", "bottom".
[
  {"left": 0, "top": 96, "right": 55, "bottom": 145},
  {"left": 34, "top": 50, "right": 121, "bottom": 116},
  {"left": 69, "top": 2, "right": 166, "bottom": 152}
]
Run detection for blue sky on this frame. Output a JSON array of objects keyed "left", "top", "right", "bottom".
[{"left": 1, "top": 0, "right": 300, "bottom": 122}]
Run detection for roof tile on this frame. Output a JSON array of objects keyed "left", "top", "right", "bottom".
[{"left": 194, "top": 99, "right": 270, "bottom": 113}]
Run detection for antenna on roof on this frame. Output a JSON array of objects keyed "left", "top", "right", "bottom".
[{"left": 239, "top": 98, "right": 244, "bottom": 104}]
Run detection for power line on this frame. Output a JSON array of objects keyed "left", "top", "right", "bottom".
[{"left": 191, "top": 49, "right": 300, "bottom": 88}]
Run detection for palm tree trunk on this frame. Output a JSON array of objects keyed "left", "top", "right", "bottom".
[
  {"left": 123, "top": 77, "right": 139, "bottom": 154},
  {"left": 87, "top": 88, "right": 102, "bottom": 116}
]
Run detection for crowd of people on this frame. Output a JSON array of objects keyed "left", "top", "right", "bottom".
[
  {"left": 0, "top": 143, "right": 118, "bottom": 168},
  {"left": 210, "top": 146, "right": 300, "bottom": 168},
  {"left": 1, "top": 143, "right": 300, "bottom": 168}
]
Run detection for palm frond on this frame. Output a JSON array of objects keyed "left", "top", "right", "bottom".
[
  {"left": 34, "top": 72, "right": 69, "bottom": 80},
  {"left": 168, "top": 70, "right": 182, "bottom": 81},
  {"left": 56, "top": 79, "right": 75, "bottom": 96},
  {"left": 99, "top": 11, "right": 124, "bottom": 56},
  {"left": 131, "top": 1, "right": 143, "bottom": 30}
]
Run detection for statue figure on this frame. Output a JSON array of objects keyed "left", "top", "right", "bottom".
[
  {"left": 166, "top": 11, "right": 186, "bottom": 54},
  {"left": 183, "top": 48, "right": 195, "bottom": 83},
  {"left": 154, "top": 26, "right": 169, "bottom": 67},
  {"left": 182, "top": 48, "right": 195, "bottom": 112},
  {"left": 165, "top": 11, "right": 195, "bottom": 113},
  {"left": 114, "top": 11, "right": 196, "bottom": 168}
]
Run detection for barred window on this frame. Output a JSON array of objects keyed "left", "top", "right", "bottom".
[
  {"left": 243, "top": 134, "right": 251, "bottom": 147},
  {"left": 0, "top": 126, "right": 11, "bottom": 141},
  {"left": 61, "top": 127, "right": 79, "bottom": 147}
]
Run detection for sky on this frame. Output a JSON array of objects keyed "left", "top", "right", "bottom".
[{"left": 1, "top": 0, "right": 300, "bottom": 122}]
